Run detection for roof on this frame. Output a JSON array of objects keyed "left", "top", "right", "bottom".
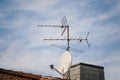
[
  {"left": 0, "top": 68, "right": 64, "bottom": 80},
  {"left": 70, "top": 62, "right": 104, "bottom": 69}
]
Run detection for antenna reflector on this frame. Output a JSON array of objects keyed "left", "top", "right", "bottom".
[{"left": 58, "top": 51, "right": 72, "bottom": 74}]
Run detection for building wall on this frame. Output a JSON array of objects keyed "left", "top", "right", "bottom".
[
  {"left": 70, "top": 65, "right": 80, "bottom": 80},
  {"left": 70, "top": 63, "right": 105, "bottom": 80}
]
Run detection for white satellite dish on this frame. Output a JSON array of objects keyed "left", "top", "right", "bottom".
[{"left": 57, "top": 51, "right": 72, "bottom": 75}]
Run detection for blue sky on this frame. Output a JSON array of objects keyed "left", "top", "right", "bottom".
[{"left": 0, "top": 0, "right": 120, "bottom": 80}]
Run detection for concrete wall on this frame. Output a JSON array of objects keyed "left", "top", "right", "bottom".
[
  {"left": 70, "top": 65, "right": 80, "bottom": 80},
  {"left": 70, "top": 63, "right": 105, "bottom": 80}
]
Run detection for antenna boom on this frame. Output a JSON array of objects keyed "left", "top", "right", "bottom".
[{"left": 37, "top": 25, "right": 63, "bottom": 28}]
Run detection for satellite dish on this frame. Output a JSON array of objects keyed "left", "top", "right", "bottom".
[{"left": 57, "top": 51, "right": 72, "bottom": 74}]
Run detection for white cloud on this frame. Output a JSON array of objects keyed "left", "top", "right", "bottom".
[
  {"left": 1, "top": 0, "right": 59, "bottom": 12},
  {"left": 0, "top": 0, "right": 120, "bottom": 80}
]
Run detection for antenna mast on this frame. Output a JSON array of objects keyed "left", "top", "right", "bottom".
[
  {"left": 37, "top": 16, "right": 90, "bottom": 51},
  {"left": 67, "top": 25, "right": 70, "bottom": 51}
]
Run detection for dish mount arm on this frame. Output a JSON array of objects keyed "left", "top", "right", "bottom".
[{"left": 49, "top": 64, "right": 63, "bottom": 76}]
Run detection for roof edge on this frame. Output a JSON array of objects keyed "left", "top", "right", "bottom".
[{"left": 70, "top": 62, "right": 104, "bottom": 69}]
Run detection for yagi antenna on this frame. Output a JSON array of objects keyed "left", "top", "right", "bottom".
[{"left": 37, "top": 16, "right": 90, "bottom": 51}]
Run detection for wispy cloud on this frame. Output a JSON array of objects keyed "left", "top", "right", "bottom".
[{"left": 0, "top": 0, "right": 120, "bottom": 79}]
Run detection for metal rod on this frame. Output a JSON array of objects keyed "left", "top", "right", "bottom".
[
  {"left": 49, "top": 65, "right": 63, "bottom": 76},
  {"left": 67, "top": 26, "right": 70, "bottom": 51}
]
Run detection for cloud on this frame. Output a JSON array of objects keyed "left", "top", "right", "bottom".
[
  {"left": 0, "top": 0, "right": 59, "bottom": 12},
  {"left": 0, "top": 0, "right": 120, "bottom": 80}
]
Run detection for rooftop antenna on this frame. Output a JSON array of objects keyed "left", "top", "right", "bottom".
[
  {"left": 37, "top": 16, "right": 90, "bottom": 51},
  {"left": 37, "top": 16, "right": 90, "bottom": 79}
]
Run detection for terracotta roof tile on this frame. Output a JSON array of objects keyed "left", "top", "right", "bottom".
[{"left": 0, "top": 68, "right": 64, "bottom": 80}]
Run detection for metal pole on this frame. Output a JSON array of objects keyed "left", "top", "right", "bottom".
[{"left": 67, "top": 26, "right": 70, "bottom": 51}]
